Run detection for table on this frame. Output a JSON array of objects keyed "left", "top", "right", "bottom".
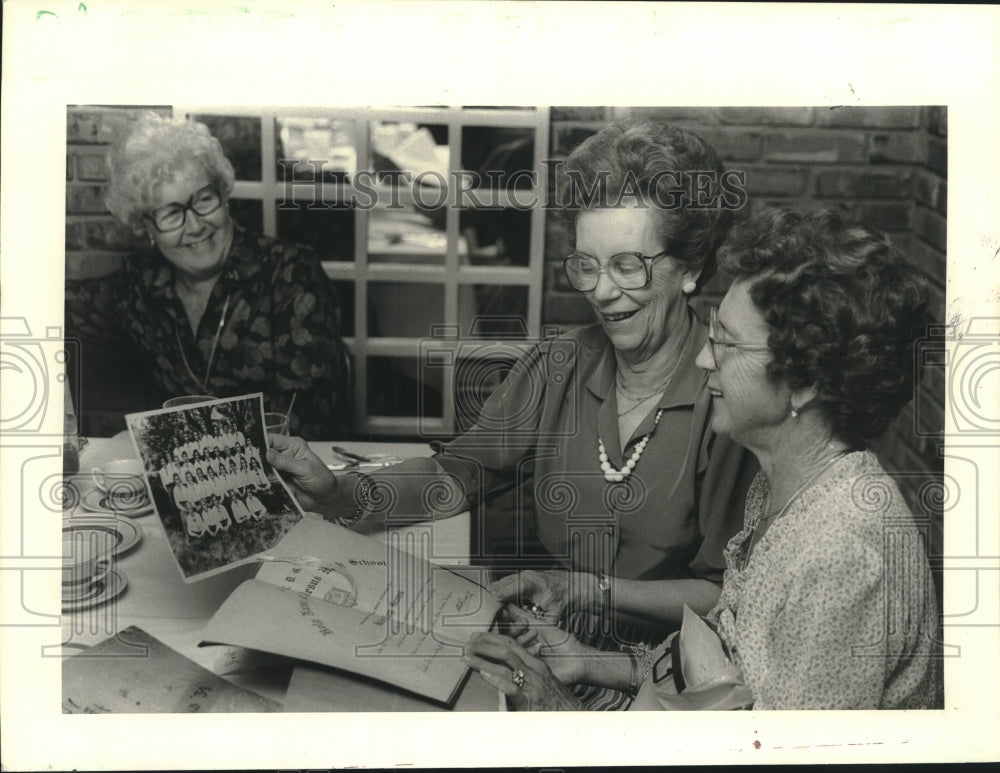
[{"left": 62, "top": 432, "right": 499, "bottom": 711}]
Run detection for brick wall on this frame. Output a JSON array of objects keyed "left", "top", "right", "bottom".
[
  {"left": 66, "top": 106, "right": 171, "bottom": 279},
  {"left": 544, "top": 105, "right": 943, "bottom": 324},
  {"left": 66, "top": 106, "right": 173, "bottom": 435},
  {"left": 542, "top": 106, "right": 946, "bottom": 586}
]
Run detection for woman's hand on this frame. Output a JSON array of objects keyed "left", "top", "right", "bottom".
[
  {"left": 265, "top": 434, "right": 340, "bottom": 514},
  {"left": 501, "top": 604, "right": 600, "bottom": 685},
  {"left": 463, "top": 632, "right": 585, "bottom": 711},
  {"left": 488, "top": 570, "right": 602, "bottom": 621}
]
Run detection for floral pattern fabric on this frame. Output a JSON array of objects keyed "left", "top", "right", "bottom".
[
  {"left": 709, "top": 450, "right": 943, "bottom": 709},
  {"left": 65, "top": 225, "right": 348, "bottom": 439}
]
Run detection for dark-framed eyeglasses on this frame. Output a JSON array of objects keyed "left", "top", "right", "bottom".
[
  {"left": 144, "top": 184, "right": 223, "bottom": 233},
  {"left": 563, "top": 249, "right": 672, "bottom": 292},
  {"left": 707, "top": 306, "right": 770, "bottom": 368}
]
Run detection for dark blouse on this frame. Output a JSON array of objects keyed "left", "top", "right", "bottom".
[
  {"left": 364, "top": 314, "right": 757, "bottom": 587},
  {"left": 65, "top": 225, "right": 347, "bottom": 439}
]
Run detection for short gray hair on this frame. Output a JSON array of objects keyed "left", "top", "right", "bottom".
[{"left": 104, "top": 112, "right": 235, "bottom": 230}]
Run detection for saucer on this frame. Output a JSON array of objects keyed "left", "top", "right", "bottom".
[
  {"left": 63, "top": 516, "right": 143, "bottom": 555},
  {"left": 62, "top": 569, "right": 127, "bottom": 612},
  {"left": 80, "top": 488, "right": 153, "bottom": 518}
]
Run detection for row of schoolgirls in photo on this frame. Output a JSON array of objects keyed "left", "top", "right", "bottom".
[
  {"left": 165, "top": 420, "right": 254, "bottom": 467},
  {"left": 158, "top": 446, "right": 269, "bottom": 496},
  {"left": 166, "top": 464, "right": 271, "bottom": 540},
  {"left": 156, "top": 419, "right": 272, "bottom": 540}
]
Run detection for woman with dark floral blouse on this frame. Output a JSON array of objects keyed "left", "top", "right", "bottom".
[{"left": 66, "top": 113, "right": 348, "bottom": 439}]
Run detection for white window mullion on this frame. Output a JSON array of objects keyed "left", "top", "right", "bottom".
[
  {"left": 260, "top": 111, "right": 277, "bottom": 237},
  {"left": 527, "top": 106, "right": 550, "bottom": 337}
]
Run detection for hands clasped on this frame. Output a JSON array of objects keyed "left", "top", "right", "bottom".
[
  {"left": 463, "top": 603, "right": 590, "bottom": 711},
  {"left": 487, "top": 569, "right": 603, "bottom": 622}
]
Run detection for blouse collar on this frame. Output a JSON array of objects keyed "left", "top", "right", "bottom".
[{"left": 584, "top": 309, "right": 710, "bottom": 411}]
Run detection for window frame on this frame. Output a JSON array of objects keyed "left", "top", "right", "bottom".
[{"left": 176, "top": 105, "right": 550, "bottom": 438}]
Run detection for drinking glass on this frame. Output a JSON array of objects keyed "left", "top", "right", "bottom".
[
  {"left": 264, "top": 412, "right": 289, "bottom": 436},
  {"left": 163, "top": 395, "right": 216, "bottom": 409}
]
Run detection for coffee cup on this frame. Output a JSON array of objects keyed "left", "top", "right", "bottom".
[
  {"left": 92, "top": 459, "right": 148, "bottom": 509},
  {"left": 62, "top": 533, "right": 111, "bottom": 593}
]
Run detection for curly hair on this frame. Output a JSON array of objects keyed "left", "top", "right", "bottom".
[
  {"left": 556, "top": 119, "right": 738, "bottom": 294},
  {"left": 718, "top": 208, "right": 932, "bottom": 446},
  {"left": 104, "top": 112, "right": 235, "bottom": 230}
]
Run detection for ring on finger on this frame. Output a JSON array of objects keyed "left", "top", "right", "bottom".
[
  {"left": 511, "top": 669, "right": 526, "bottom": 689},
  {"left": 520, "top": 600, "right": 546, "bottom": 619}
]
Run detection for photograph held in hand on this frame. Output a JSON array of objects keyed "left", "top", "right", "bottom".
[{"left": 126, "top": 393, "right": 304, "bottom": 581}]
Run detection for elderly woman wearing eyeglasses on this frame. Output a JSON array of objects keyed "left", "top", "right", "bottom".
[
  {"left": 268, "top": 119, "right": 758, "bottom": 710},
  {"left": 65, "top": 113, "right": 349, "bottom": 438},
  {"left": 464, "top": 208, "right": 942, "bottom": 710}
]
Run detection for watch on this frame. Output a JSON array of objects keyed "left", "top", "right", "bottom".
[{"left": 336, "top": 470, "right": 375, "bottom": 528}]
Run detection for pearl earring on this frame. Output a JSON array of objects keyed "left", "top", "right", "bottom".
[
  {"left": 682, "top": 280, "right": 697, "bottom": 294},
  {"left": 791, "top": 406, "right": 800, "bottom": 419}
]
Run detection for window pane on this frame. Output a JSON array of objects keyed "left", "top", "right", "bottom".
[
  {"left": 461, "top": 127, "right": 535, "bottom": 190},
  {"left": 367, "top": 282, "right": 444, "bottom": 339},
  {"left": 459, "top": 208, "right": 531, "bottom": 267},
  {"left": 367, "top": 355, "right": 442, "bottom": 419},
  {"left": 460, "top": 286, "right": 529, "bottom": 339},
  {"left": 368, "top": 209, "right": 447, "bottom": 266},
  {"left": 228, "top": 198, "right": 263, "bottom": 234},
  {"left": 330, "top": 280, "right": 356, "bottom": 337},
  {"left": 276, "top": 207, "right": 354, "bottom": 263},
  {"left": 369, "top": 121, "right": 450, "bottom": 186},
  {"left": 191, "top": 114, "right": 262, "bottom": 181},
  {"left": 275, "top": 116, "right": 358, "bottom": 183}
]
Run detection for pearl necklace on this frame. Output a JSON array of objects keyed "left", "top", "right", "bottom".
[{"left": 598, "top": 408, "right": 664, "bottom": 483}]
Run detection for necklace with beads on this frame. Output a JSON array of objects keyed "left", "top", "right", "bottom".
[
  {"left": 598, "top": 408, "right": 664, "bottom": 483},
  {"left": 602, "top": 356, "right": 680, "bottom": 483},
  {"left": 741, "top": 449, "right": 850, "bottom": 569}
]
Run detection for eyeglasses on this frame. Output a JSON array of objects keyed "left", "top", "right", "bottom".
[
  {"left": 707, "top": 306, "right": 770, "bottom": 368},
  {"left": 563, "top": 250, "right": 672, "bottom": 292},
  {"left": 144, "top": 185, "right": 223, "bottom": 233}
]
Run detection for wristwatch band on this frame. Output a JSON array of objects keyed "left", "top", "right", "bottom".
[{"left": 336, "top": 470, "right": 375, "bottom": 528}]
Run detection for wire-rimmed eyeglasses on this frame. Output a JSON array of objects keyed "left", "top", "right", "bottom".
[
  {"left": 563, "top": 250, "right": 672, "bottom": 292},
  {"left": 144, "top": 185, "right": 223, "bottom": 233},
  {"left": 706, "top": 306, "right": 770, "bottom": 368}
]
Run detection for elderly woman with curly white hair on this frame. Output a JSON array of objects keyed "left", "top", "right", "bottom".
[{"left": 66, "top": 113, "right": 348, "bottom": 438}]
